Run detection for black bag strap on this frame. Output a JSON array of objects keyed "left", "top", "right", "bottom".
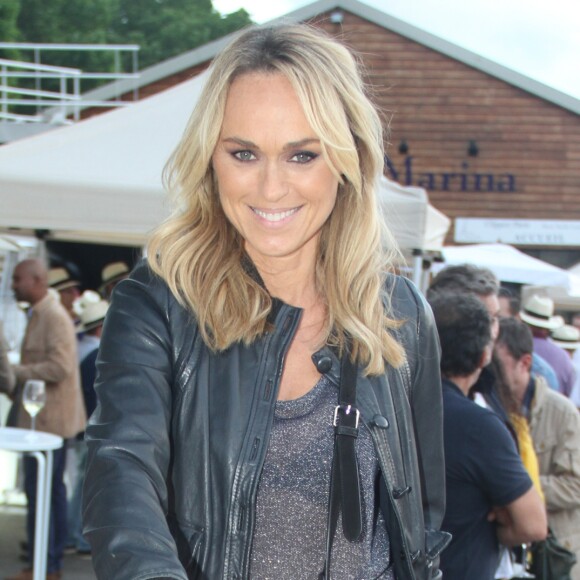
[{"left": 319, "top": 350, "right": 363, "bottom": 580}]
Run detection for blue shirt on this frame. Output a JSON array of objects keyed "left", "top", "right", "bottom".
[
  {"left": 440, "top": 378, "right": 533, "bottom": 580},
  {"left": 533, "top": 337, "right": 576, "bottom": 396},
  {"left": 532, "top": 352, "right": 559, "bottom": 391}
]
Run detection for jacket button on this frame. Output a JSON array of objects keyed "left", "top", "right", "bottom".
[
  {"left": 373, "top": 415, "right": 389, "bottom": 428},
  {"left": 393, "top": 486, "right": 412, "bottom": 499},
  {"left": 316, "top": 356, "right": 332, "bottom": 374}
]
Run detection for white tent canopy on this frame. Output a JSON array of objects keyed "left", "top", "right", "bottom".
[
  {"left": 0, "top": 70, "right": 448, "bottom": 250},
  {"left": 0, "top": 71, "right": 209, "bottom": 246},
  {"left": 378, "top": 177, "right": 449, "bottom": 253},
  {"left": 434, "top": 243, "right": 580, "bottom": 291},
  {"left": 519, "top": 260, "right": 580, "bottom": 312}
]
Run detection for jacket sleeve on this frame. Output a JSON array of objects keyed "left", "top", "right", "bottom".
[
  {"left": 82, "top": 263, "right": 189, "bottom": 580},
  {"left": 13, "top": 310, "right": 75, "bottom": 387},
  {"left": 539, "top": 400, "right": 580, "bottom": 511},
  {"left": 393, "top": 277, "right": 449, "bottom": 574}
]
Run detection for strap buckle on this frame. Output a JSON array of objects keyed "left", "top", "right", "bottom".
[{"left": 333, "top": 404, "right": 360, "bottom": 429}]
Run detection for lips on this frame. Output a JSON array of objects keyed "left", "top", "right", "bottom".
[{"left": 251, "top": 207, "right": 300, "bottom": 222}]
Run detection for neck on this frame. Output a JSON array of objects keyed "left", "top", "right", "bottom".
[
  {"left": 249, "top": 249, "right": 319, "bottom": 309},
  {"left": 29, "top": 289, "right": 48, "bottom": 306},
  {"left": 513, "top": 377, "right": 530, "bottom": 406},
  {"left": 530, "top": 326, "right": 549, "bottom": 338},
  {"left": 446, "top": 369, "right": 481, "bottom": 396}
]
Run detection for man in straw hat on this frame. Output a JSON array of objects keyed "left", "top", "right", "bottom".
[
  {"left": 551, "top": 324, "right": 580, "bottom": 353},
  {"left": 520, "top": 295, "right": 575, "bottom": 397},
  {"left": 48, "top": 266, "right": 81, "bottom": 322},
  {"left": 99, "top": 261, "right": 129, "bottom": 300}
]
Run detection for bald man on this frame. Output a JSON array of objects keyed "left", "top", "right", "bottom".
[{"left": 8, "top": 259, "right": 86, "bottom": 580}]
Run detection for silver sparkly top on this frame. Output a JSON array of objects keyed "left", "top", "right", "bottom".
[{"left": 249, "top": 375, "right": 394, "bottom": 579}]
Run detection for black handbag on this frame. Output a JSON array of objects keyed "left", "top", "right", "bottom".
[{"left": 530, "top": 528, "right": 577, "bottom": 580}]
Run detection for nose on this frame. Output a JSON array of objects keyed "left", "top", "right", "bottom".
[{"left": 258, "top": 161, "right": 288, "bottom": 202}]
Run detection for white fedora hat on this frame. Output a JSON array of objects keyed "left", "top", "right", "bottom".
[
  {"left": 79, "top": 300, "right": 109, "bottom": 333},
  {"left": 520, "top": 295, "right": 562, "bottom": 330},
  {"left": 551, "top": 324, "right": 580, "bottom": 350},
  {"left": 73, "top": 289, "right": 101, "bottom": 317}
]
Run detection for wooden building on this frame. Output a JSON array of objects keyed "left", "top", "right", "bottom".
[{"left": 82, "top": 0, "right": 580, "bottom": 265}]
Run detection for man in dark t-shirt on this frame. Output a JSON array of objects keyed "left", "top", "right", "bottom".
[
  {"left": 429, "top": 293, "right": 547, "bottom": 580},
  {"left": 442, "top": 379, "right": 534, "bottom": 578}
]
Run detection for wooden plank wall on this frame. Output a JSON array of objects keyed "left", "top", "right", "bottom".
[
  {"left": 85, "top": 9, "right": 580, "bottom": 241},
  {"left": 313, "top": 12, "right": 580, "bottom": 236}
]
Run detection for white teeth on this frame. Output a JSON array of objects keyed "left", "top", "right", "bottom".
[{"left": 253, "top": 208, "right": 298, "bottom": 222}]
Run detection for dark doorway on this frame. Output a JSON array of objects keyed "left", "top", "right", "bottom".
[{"left": 47, "top": 241, "right": 142, "bottom": 291}]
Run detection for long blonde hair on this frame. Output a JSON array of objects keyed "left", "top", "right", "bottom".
[{"left": 148, "top": 24, "right": 404, "bottom": 374}]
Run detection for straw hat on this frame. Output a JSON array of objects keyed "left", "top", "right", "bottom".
[
  {"left": 79, "top": 300, "right": 109, "bottom": 333},
  {"left": 519, "top": 295, "right": 562, "bottom": 330},
  {"left": 48, "top": 267, "right": 80, "bottom": 292},
  {"left": 551, "top": 325, "right": 580, "bottom": 350},
  {"left": 99, "top": 262, "right": 129, "bottom": 293},
  {"left": 73, "top": 290, "right": 101, "bottom": 317}
]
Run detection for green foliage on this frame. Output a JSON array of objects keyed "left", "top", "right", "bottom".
[
  {"left": 1, "top": 0, "right": 250, "bottom": 114},
  {"left": 0, "top": 0, "right": 22, "bottom": 59},
  {"left": 8, "top": 0, "right": 252, "bottom": 71},
  {"left": 108, "top": 0, "right": 252, "bottom": 69},
  {"left": 15, "top": 0, "right": 121, "bottom": 73}
]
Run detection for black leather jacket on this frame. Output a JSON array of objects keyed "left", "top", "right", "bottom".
[{"left": 83, "top": 263, "right": 450, "bottom": 579}]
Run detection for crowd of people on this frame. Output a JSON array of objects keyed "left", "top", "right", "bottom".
[
  {"left": 0, "top": 22, "right": 579, "bottom": 580},
  {"left": 3, "top": 261, "right": 579, "bottom": 580},
  {"left": 427, "top": 264, "right": 580, "bottom": 580},
  {"left": 0, "top": 260, "right": 128, "bottom": 580}
]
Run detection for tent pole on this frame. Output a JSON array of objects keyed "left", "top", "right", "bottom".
[{"left": 412, "top": 250, "right": 422, "bottom": 290}]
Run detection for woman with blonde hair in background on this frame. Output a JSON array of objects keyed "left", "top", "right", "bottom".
[{"left": 83, "top": 24, "right": 449, "bottom": 580}]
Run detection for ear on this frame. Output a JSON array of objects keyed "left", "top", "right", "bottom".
[
  {"left": 479, "top": 343, "right": 493, "bottom": 369},
  {"left": 520, "top": 352, "right": 533, "bottom": 371}
]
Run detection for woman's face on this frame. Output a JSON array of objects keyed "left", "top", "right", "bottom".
[{"left": 212, "top": 72, "right": 339, "bottom": 267}]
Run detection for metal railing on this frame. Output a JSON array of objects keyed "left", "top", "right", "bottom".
[{"left": 0, "top": 43, "right": 140, "bottom": 124}]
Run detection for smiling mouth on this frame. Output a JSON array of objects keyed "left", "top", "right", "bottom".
[{"left": 251, "top": 207, "right": 300, "bottom": 222}]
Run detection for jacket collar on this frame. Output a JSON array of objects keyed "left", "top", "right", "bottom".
[
  {"left": 31, "top": 290, "right": 57, "bottom": 315},
  {"left": 530, "top": 374, "right": 549, "bottom": 416}
]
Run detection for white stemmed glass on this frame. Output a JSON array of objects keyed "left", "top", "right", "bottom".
[
  {"left": 23, "top": 379, "right": 46, "bottom": 433},
  {"left": 514, "top": 544, "right": 535, "bottom": 578}
]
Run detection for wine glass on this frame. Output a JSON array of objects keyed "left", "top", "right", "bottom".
[
  {"left": 513, "top": 544, "right": 535, "bottom": 578},
  {"left": 23, "top": 380, "right": 46, "bottom": 434}
]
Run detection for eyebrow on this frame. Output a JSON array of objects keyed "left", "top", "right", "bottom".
[{"left": 221, "top": 137, "right": 320, "bottom": 150}]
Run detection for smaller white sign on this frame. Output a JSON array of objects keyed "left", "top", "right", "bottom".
[{"left": 455, "top": 218, "right": 580, "bottom": 246}]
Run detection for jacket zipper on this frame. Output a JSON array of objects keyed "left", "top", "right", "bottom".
[{"left": 224, "top": 308, "right": 302, "bottom": 578}]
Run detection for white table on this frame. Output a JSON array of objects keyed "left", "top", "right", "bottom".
[{"left": 0, "top": 427, "right": 63, "bottom": 580}]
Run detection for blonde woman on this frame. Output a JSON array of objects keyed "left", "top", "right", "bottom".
[{"left": 83, "top": 25, "right": 449, "bottom": 580}]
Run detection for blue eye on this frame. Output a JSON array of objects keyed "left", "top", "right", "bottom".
[
  {"left": 291, "top": 151, "right": 317, "bottom": 164},
  {"left": 233, "top": 150, "right": 256, "bottom": 161}
]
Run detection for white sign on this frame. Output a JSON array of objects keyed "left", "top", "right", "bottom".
[{"left": 455, "top": 218, "right": 580, "bottom": 246}]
